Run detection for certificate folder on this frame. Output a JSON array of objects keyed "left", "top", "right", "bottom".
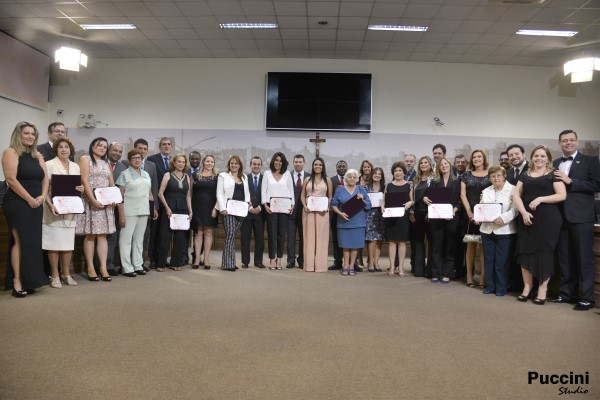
[
  {"left": 384, "top": 191, "right": 408, "bottom": 207},
  {"left": 340, "top": 195, "right": 365, "bottom": 218},
  {"left": 51, "top": 175, "right": 81, "bottom": 197},
  {"left": 426, "top": 187, "right": 452, "bottom": 204}
]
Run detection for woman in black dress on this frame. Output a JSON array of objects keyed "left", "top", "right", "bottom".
[
  {"left": 191, "top": 154, "right": 218, "bottom": 269},
  {"left": 512, "top": 145, "right": 566, "bottom": 304},
  {"left": 157, "top": 154, "right": 192, "bottom": 271},
  {"left": 409, "top": 156, "right": 435, "bottom": 278},
  {"left": 2, "top": 122, "right": 49, "bottom": 297},
  {"left": 382, "top": 162, "right": 413, "bottom": 277},
  {"left": 460, "top": 149, "right": 491, "bottom": 288}
]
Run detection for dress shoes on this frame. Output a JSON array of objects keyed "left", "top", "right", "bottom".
[
  {"left": 328, "top": 264, "right": 342, "bottom": 271},
  {"left": 573, "top": 302, "right": 592, "bottom": 311},
  {"left": 547, "top": 296, "right": 575, "bottom": 304},
  {"left": 255, "top": 264, "right": 266, "bottom": 269},
  {"left": 241, "top": 264, "right": 249, "bottom": 269},
  {"left": 123, "top": 272, "right": 137, "bottom": 277},
  {"left": 286, "top": 263, "right": 295, "bottom": 269},
  {"left": 108, "top": 269, "right": 119, "bottom": 276}
]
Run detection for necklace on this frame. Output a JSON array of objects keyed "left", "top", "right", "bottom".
[{"left": 172, "top": 172, "right": 185, "bottom": 189}]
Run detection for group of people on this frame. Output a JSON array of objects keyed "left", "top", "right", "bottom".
[{"left": 3, "top": 121, "right": 598, "bottom": 311}]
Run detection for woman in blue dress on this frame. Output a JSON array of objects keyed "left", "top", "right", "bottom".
[{"left": 331, "top": 169, "right": 371, "bottom": 276}]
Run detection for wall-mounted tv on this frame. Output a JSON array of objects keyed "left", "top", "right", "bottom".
[{"left": 265, "top": 72, "right": 372, "bottom": 132}]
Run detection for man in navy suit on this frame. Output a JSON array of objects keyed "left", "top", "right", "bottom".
[
  {"left": 549, "top": 130, "right": 600, "bottom": 310},
  {"left": 106, "top": 142, "right": 127, "bottom": 275},
  {"left": 145, "top": 137, "right": 173, "bottom": 268},
  {"left": 328, "top": 160, "right": 347, "bottom": 270},
  {"left": 37, "top": 122, "right": 66, "bottom": 161},
  {"left": 287, "top": 154, "right": 310, "bottom": 268},
  {"left": 241, "top": 156, "right": 266, "bottom": 268}
]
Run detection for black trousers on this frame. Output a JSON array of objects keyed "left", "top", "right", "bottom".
[
  {"left": 267, "top": 212, "right": 288, "bottom": 259},
  {"left": 329, "top": 213, "right": 342, "bottom": 266},
  {"left": 241, "top": 215, "right": 265, "bottom": 266},
  {"left": 157, "top": 209, "right": 188, "bottom": 267},
  {"left": 556, "top": 221, "right": 595, "bottom": 304},
  {"left": 411, "top": 210, "right": 433, "bottom": 278},
  {"left": 287, "top": 210, "right": 303, "bottom": 265},
  {"left": 429, "top": 217, "right": 458, "bottom": 279}
]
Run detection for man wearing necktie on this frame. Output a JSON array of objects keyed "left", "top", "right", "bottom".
[
  {"left": 103, "top": 142, "right": 127, "bottom": 276},
  {"left": 328, "top": 160, "right": 347, "bottom": 270},
  {"left": 241, "top": 156, "right": 266, "bottom": 268},
  {"left": 506, "top": 144, "right": 529, "bottom": 185},
  {"left": 146, "top": 137, "right": 173, "bottom": 269},
  {"left": 287, "top": 154, "right": 310, "bottom": 268},
  {"left": 549, "top": 130, "right": 600, "bottom": 311},
  {"left": 188, "top": 151, "right": 201, "bottom": 176}
]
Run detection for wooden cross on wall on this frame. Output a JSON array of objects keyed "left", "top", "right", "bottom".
[{"left": 310, "top": 132, "right": 326, "bottom": 157}]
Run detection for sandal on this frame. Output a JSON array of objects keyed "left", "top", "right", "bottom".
[
  {"left": 341, "top": 268, "right": 349, "bottom": 276},
  {"left": 467, "top": 282, "right": 475, "bottom": 288},
  {"left": 349, "top": 270, "right": 356, "bottom": 276}
]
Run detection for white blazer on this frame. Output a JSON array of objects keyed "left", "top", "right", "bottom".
[
  {"left": 216, "top": 172, "right": 250, "bottom": 212},
  {"left": 479, "top": 181, "right": 518, "bottom": 235}
]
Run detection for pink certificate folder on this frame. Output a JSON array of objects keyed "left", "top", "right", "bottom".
[
  {"left": 385, "top": 191, "right": 409, "bottom": 207},
  {"left": 51, "top": 175, "right": 81, "bottom": 197},
  {"left": 340, "top": 195, "right": 366, "bottom": 219},
  {"left": 426, "top": 187, "right": 452, "bottom": 204}
]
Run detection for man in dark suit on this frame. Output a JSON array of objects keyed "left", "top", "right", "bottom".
[
  {"left": 241, "top": 156, "right": 266, "bottom": 269},
  {"left": 506, "top": 144, "right": 529, "bottom": 185},
  {"left": 328, "top": 160, "right": 348, "bottom": 270},
  {"left": 106, "top": 142, "right": 127, "bottom": 275},
  {"left": 37, "top": 122, "right": 66, "bottom": 161},
  {"left": 549, "top": 130, "right": 600, "bottom": 311},
  {"left": 145, "top": 137, "right": 173, "bottom": 268},
  {"left": 186, "top": 150, "right": 201, "bottom": 264},
  {"left": 287, "top": 154, "right": 310, "bottom": 268},
  {"left": 188, "top": 150, "right": 201, "bottom": 176},
  {"left": 453, "top": 154, "right": 469, "bottom": 279},
  {"left": 123, "top": 139, "right": 159, "bottom": 271},
  {"left": 404, "top": 154, "right": 416, "bottom": 182}
]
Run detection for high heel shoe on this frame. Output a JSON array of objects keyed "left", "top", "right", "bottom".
[
  {"left": 517, "top": 293, "right": 531, "bottom": 302},
  {"left": 100, "top": 275, "right": 112, "bottom": 282},
  {"left": 533, "top": 298, "right": 546, "bottom": 305},
  {"left": 12, "top": 289, "right": 27, "bottom": 298},
  {"left": 88, "top": 275, "right": 100, "bottom": 282}
]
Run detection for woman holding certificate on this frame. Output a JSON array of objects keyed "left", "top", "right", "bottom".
[
  {"left": 512, "top": 146, "right": 566, "bottom": 305},
  {"left": 43, "top": 137, "right": 82, "bottom": 288},
  {"left": 365, "top": 167, "right": 385, "bottom": 272},
  {"left": 191, "top": 154, "right": 218, "bottom": 269},
  {"left": 300, "top": 157, "right": 332, "bottom": 272},
  {"left": 409, "top": 156, "right": 435, "bottom": 278},
  {"left": 2, "top": 122, "right": 49, "bottom": 297},
  {"left": 76, "top": 137, "right": 116, "bottom": 282},
  {"left": 261, "top": 152, "right": 294, "bottom": 270},
  {"left": 425, "top": 158, "right": 461, "bottom": 284},
  {"left": 460, "top": 149, "right": 491, "bottom": 288},
  {"left": 382, "top": 162, "right": 413, "bottom": 277},
  {"left": 216, "top": 155, "right": 250, "bottom": 271},
  {"left": 157, "top": 154, "right": 192, "bottom": 272},
  {"left": 478, "top": 166, "right": 518, "bottom": 296},
  {"left": 331, "top": 169, "right": 371, "bottom": 276},
  {"left": 116, "top": 149, "right": 153, "bottom": 277}
]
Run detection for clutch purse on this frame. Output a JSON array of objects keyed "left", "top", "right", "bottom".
[{"left": 463, "top": 221, "right": 481, "bottom": 243}]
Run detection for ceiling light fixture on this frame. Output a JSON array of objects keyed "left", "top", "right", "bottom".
[
  {"left": 564, "top": 57, "right": 600, "bottom": 83},
  {"left": 80, "top": 24, "right": 136, "bottom": 30},
  {"left": 219, "top": 23, "right": 277, "bottom": 29},
  {"left": 515, "top": 29, "right": 577, "bottom": 37},
  {"left": 55, "top": 46, "right": 87, "bottom": 72},
  {"left": 368, "top": 25, "right": 428, "bottom": 32}
]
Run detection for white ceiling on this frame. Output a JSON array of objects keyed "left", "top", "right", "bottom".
[{"left": 0, "top": 0, "right": 599, "bottom": 67}]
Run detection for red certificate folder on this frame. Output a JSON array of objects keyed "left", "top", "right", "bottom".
[
  {"left": 340, "top": 195, "right": 366, "bottom": 218},
  {"left": 385, "top": 191, "right": 409, "bottom": 207},
  {"left": 51, "top": 175, "right": 81, "bottom": 197}
]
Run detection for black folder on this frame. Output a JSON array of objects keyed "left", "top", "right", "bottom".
[
  {"left": 340, "top": 195, "right": 366, "bottom": 218},
  {"left": 51, "top": 175, "right": 81, "bottom": 197},
  {"left": 426, "top": 187, "right": 452, "bottom": 204}
]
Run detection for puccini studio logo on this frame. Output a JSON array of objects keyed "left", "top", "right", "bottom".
[{"left": 528, "top": 371, "right": 590, "bottom": 395}]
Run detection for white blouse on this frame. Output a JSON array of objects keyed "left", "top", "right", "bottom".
[{"left": 261, "top": 170, "right": 295, "bottom": 207}]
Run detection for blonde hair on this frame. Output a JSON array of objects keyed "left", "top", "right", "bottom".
[
  {"left": 10, "top": 121, "right": 40, "bottom": 158},
  {"left": 414, "top": 156, "right": 435, "bottom": 183},
  {"left": 169, "top": 154, "right": 189, "bottom": 172},
  {"left": 200, "top": 154, "right": 217, "bottom": 176}
]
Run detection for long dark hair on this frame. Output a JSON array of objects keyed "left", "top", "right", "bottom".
[
  {"left": 371, "top": 167, "right": 386, "bottom": 191},
  {"left": 307, "top": 157, "right": 330, "bottom": 194},
  {"left": 88, "top": 137, "right": 108, "bottom": 166},
  {"left": 269, "top": 152, "right": 288, "bottom": 173}
]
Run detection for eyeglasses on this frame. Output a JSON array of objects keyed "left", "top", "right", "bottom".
[
  {"left": 489, "top": 174, "right": 504, "bottom": 179},
  {"left": 52, "top": 129, "right": 66, "bottom": 134}
]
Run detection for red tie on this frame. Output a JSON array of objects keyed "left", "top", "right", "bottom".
[
  {"left": 110, "top": 163, "right": 115, "bottom": 172},
  {"left": 296, "top": 173, "right": 302, "bottom": 189},
  {"left": 340, "top": 176, "right": 344, "bottom": 185}
]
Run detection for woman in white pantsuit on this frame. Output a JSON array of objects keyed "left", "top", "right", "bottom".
[{"left": 117, "top": 149, "right": 153, "bottom": 277}]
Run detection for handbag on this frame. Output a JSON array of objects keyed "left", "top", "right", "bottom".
[{"left": 463, "top": 221, "right": 481, "bottom": 243}]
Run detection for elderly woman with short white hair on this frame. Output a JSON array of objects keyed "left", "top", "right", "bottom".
[{"left": 330, "top": 169, "right": 371, "bottom": 276}]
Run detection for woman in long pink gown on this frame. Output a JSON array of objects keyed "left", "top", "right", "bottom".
[{"left": 301, "top": 157, "right": 333, "bottom": 272}]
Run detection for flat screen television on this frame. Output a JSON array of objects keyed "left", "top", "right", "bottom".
[{"left": 265, "top": 72, "right": 372, "bottom": 132}]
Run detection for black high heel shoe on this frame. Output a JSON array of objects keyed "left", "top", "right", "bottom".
[
  {"left": 533, "top": 298, "right": 546, "bottom": 305},
  {"left": 12, "top": 289, "right": 27, "bottom": 298},
  {"left": 100, "top": 276, "right": 112, "bottom": 282},
  {"left": 517, "top": 293, "right": 531, "bottom": 302}
]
